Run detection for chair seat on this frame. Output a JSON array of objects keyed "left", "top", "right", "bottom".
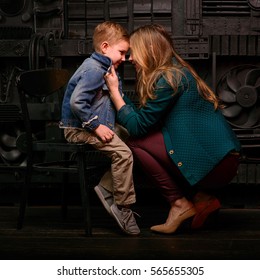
[
  {"left": 33, "top": 160, "right": 101, "bottom": 172},
  {"left": 32, "top": 139, "right": 110, "bottom": 169},
  {"left": 33, "top": 138, "right": 94, "bottom": 152}
]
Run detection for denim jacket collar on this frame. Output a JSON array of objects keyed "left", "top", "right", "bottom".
[{"left": 91, "top": 52, "right": 112, "bottom": 70}]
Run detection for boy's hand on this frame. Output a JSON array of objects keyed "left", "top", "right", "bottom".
[{"left": 94, "top": 124, "right": 114, "bottom": 142}]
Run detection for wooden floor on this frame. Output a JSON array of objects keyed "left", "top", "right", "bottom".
[{"left": 1, "top": 202, "right": 260, "bottom": 260}]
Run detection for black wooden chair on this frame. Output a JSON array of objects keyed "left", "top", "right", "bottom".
[{"left": 16, "top": 68, "right": 107, "bottom": 236}]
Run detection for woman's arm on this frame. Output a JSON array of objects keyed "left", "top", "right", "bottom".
[
  {"left": 105, "top": 66, "right": 180, "bottom": 137},
  {"left": 117, "top": 84, "right": 176, "bottom": 136},
  {"left": 104, "top": 66, "right": 126, "bottom": 111}
]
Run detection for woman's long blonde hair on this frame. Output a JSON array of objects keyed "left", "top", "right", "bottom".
[{"left": 130, "top": 24, "right": 219, "bottom": 109}]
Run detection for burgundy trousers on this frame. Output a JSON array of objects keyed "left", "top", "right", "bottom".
[{"left": 127, "top": 130, "right": 240, "bottom": 204}]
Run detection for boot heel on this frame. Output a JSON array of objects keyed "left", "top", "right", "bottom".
[{"left": 179, "top": 215, "right": 194, "bottom": 231}]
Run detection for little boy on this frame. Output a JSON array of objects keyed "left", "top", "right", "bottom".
[{"left": 59, "top": 21, "right": 139, "bottom": 236}]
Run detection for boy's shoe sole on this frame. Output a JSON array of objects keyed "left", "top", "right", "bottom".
[{"left": 94, "top": 185, "right": 113, "bottom": 216}]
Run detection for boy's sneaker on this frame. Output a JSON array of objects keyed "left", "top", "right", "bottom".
[
  {"left": 94, "top": 185, "right": 113, "bottom": 216},
  {"left": 110, "top": 204, "right": 140, "bottom": 236}
]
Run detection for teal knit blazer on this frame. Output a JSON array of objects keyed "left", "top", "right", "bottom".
[{"left": 117, "top": 68, "right": 241, "bottom": 186}]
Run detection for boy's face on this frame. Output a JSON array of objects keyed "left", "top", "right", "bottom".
[{"left": 102, "top": 40, "right": 129, "bottom": 69}]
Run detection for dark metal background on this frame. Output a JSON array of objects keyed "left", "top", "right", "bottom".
[{"left": 0, "top": 0, "right": 259, "bottom": 188}]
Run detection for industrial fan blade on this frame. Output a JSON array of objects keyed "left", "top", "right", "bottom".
[
  {"left": 218, "top": 89, "right": 236, "bottom": 103},
  {"left": 217, "top": 64, "right": 260, "bottom": 128},
  {"left": 245, "top": 68, "right": 260, "bottom": 86},
  {"left": 0, "top": 147, "right": 22, "bottom": 162},
  {"left": 0, "top": 126, "right": 24, "bottom": 165},
  {"left": 242, "top": 106, "right": 260, "bottom": 128},
  {"left": 221, "top": 104, "right": 242, "bottom": 118},
  {"left": 226, "top": 71, "right": 241, "bottom": 92},
  {"left": 229, "top": 111, "right": 249, "bottom": 127},
  {"left": 0, "top": 134, "right": 17, "bottom": 148}
]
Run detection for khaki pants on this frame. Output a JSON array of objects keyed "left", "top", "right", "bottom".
[{"left": 64, "top": 125, "right": 136, "bottom": 206}]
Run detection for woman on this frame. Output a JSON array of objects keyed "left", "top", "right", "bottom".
[{"left": 105, "top": 24, "right": 241, "bottom": 234}]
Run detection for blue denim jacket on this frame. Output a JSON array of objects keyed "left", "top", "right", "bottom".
[{"left": 59, "top": 52, "right": 122, "bottom": 131}]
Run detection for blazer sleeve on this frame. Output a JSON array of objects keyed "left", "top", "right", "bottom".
[{"left": 117, "top": 77, "right": 182, "bottom": 136}]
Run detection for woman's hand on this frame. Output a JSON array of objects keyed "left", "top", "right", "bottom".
[
  {"left": 104, "top": 65, "right": 119, "bottom": 95},
  {"left": 105, "top": 66, "right": 126, "bottom": 111}
]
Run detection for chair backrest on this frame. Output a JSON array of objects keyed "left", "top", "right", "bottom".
[
  {"left": 16, "top": 68, "right": 70, "bottom": 158},
  {"left": 17, "top": 68, "right": 70, "bottom": 98}
]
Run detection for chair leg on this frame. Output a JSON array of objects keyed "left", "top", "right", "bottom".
[
  {"left": 77, "top": 153, "right": 92, "bottom": 236},
  {"left": 17, "top": 169, "right": 31, "bottom": 229},
  {"left": 61, "top": 176, "right": 68, "bottom": 220}
]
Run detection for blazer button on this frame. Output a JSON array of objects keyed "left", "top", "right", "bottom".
[
  {"left": 169, "top": 150, "right": 174, "bottom": 155},
  {"left": 177, "top": 162, "right": 183, "bottom": 167}
]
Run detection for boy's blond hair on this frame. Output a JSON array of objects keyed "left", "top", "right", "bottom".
[{"left": 93, "top": 21, "right": 129, "bottom": 52}]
